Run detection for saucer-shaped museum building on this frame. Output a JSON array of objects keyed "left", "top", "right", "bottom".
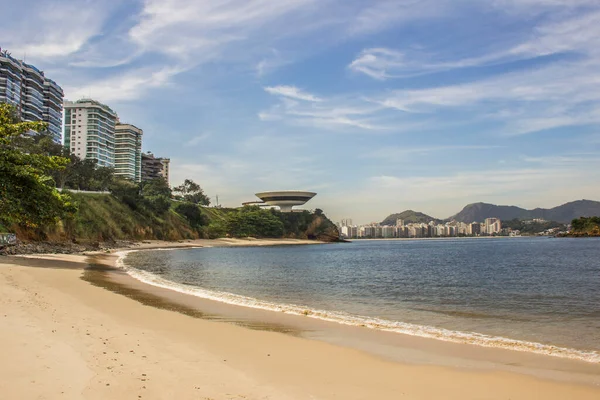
[{"left": 247, "top": 190, "right": 317, "bottom": 212}]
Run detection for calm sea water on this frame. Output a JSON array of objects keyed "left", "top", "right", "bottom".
[{"left": 122, "top": 237, "right": 600, "bottom": 362}]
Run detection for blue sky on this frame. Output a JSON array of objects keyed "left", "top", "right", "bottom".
[{"left": 3, "top": 0, "right": 600, "bottom": 223}]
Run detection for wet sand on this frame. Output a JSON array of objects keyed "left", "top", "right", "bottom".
[{"left": 1, "top": 240, "right": 600, "bottom": 399}]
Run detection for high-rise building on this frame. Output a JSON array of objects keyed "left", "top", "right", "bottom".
[
  {"left": 484, "top": 218, "right": 502, "bottom": 234},
  {"left": 43, "top": 78, "right": 63, "bottom": 141},
  {"left": 114, "top": 123, "right": 143, "bottom": 182},
  {"left": 469, "top": 222, "right": 481, "bottom": 235},
  {"left": 160, "top": 157, "right": 170, "bottom": 185},
  {"left": 141, "top": 152, "right": 171, "bottom": 185},
  {"left": 0, "top": 49, "right": 64, "bottom": 142},
  {"left": 64, "top": 99, "right": 118, "bottom": 167}
]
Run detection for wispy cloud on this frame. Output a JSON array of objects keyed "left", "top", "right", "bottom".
[
  {"left": 363, "top": 145, "right": 502, "bottom": 160},
  {"left": 348, "top": 0, "right": 453, "bottom": 35},
  {"left": 348, "top": 47, "right": 524, "bottom": 80},
  {"left": 256, "top": 49, "right": 289, "bottom": 76},
  {"left": 264, "top": 85, "right": 323, "bottom": 102},
  {"left": 0, "top": 0, "right": 119, "bottom": 60},
  {"left": 128, "top": 0, "right": 316, "bottom": 60},
  {"left": 186, "top": 133, "right": 211, "bottom": 146},
  {"left": 261, "top": 88, "right": 393, "bottom": 131},
  {"left": 63, "top": 65, "right": 186, "bottom": 102}
]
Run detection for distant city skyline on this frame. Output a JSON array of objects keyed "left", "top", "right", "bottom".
[
  {"left": 338, "top": 217, "right": 504, "bottom": 239},
  {"left": 2, "top": 1, "right": 600, "bottom": 223}
]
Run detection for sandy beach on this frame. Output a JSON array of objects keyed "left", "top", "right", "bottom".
[{"left": 1, "top": 239, "right": 600, "bottom": 399}]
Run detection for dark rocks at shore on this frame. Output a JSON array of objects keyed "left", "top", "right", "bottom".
[
  {"left": 557, "top": 232, "right": 600, "bottom": 238},
  {"left": 0, "top": 240, "right": 135, "bottom": 256}
]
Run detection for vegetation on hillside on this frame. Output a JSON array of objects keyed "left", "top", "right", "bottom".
[
  {"left": 0, "top": 104, "right": 75, "bottom": 229},
  {"left": 501, "top": 219, "right": 566, "bottom": 235},
  {"left": 380, "top": 210, "right": 441, "bottom": 226},
  {"left": 57, "top": 194, "right": 196, "bottom": 242},
  {"left": 203, "top": 206, "right": 339, "bottom": 241},
  {"left": 567, "top": 217, "right": 600, "bottom": 237}
]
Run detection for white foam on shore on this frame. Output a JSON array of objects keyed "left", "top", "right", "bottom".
[{"left": 115, "top": 250, "right": 600, "bottom": 364}]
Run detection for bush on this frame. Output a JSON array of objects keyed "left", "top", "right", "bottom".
[{"left": 174, "top": 202, "right": 209, "bottom": 229}]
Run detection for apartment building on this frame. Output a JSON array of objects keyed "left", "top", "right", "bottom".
[
  {"left": 64, "top": 99, "right": 118, "bottom": 167},
  {"left": 141, "top": 152, "right": 171, "bottom": 186},
  {"left": 114, "top": 123, "right": 143, "bottom": 182},
  {"left": 0, "top": 49, "right": 64, "bottom": 142}
]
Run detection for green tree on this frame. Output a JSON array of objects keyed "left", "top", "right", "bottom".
[
  {"left": 0, "top": 103, "right": 76, "bottom": 228},
  {"left": 140, "top": 178, "right": 172, "bottom": 214},
  {"left": 173, "top": 179, "right": 210, "bottom": 205},
  {"left": 224, "top": 206, "right": 284, "bottom": 238},
  {"left": 174, "top": 202, "right": 209, "bottom": 229},
  {"left": 109, "top": 179, "right": 142, "bottom": 210}
]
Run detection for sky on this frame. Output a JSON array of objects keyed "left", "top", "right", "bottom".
[{"left": 2, "top": 0, "right": 600, "bottom": 223}]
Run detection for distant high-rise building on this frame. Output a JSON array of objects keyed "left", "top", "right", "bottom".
[
  {"left": 0, "top": 50, "right": 64, "bottom": 142},
  {"left": 43, "top": 78, "right": 63, "bottom": 142},
  {"left": 114, "top": 123, "right": 143, "bottom": 182},
  {"left": 64, "top": 99, "right": 118, "bottom": 167},
  {"left": 484, "top": 218, "right": 502, "bottom": 234},
  {"left": 160, "top": 157, "right": 170, "bottom": 186},
  {"left": 141, "top": 152, "right": 170, "bottom": 185}
]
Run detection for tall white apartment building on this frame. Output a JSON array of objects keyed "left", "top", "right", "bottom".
[
  {"left": 0, "top": 49, "right": 64, "bottom": 142},
  {"left": 64, "top": 99, "right": 118, "bottom": 167},
  {"left": 114, "top": 123, "right": 143, "bottom": 182},
  {"left": 484, "top": 218, "right": 502, "bottom": 234}
]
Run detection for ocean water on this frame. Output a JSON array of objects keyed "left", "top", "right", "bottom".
[{"left": 121, "top": 237, "right": 600, "bottom": 362}]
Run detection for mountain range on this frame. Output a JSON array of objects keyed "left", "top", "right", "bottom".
[{"left": 380, "top": 200, "right": 600, "bottom": 225}]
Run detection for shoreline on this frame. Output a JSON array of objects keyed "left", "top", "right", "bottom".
[
  {"left": 115, "top": 246, "right": 600, "bottom": 365},
  {"left": 2, "top": 240, "right": 600, "bottom": 398}
]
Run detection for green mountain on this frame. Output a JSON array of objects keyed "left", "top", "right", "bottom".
[
  {"left": 380, "top": 200, "right": 600, "bottom": 226},
  {"left": 449, "top": 200, "right": 600, "bottom": 223},
  {"left": 449, "top": 203, "right": 531, "bottom": 223},
  {"left": 380, "top": 210, "right": 442, "bottom": 226}
]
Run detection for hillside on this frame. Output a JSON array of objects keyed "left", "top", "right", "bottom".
[
  {"left": 6, "top": 194, "right": 340, "bottom": 252},
  {"left": 450, "top": 200, "right": 600, "bottom": 223},
  {"left": 381, "top": 210, "right": 442, "bottom": 226},
  {"left": 15, "top": 194, "right": 199, "bottom": 243},
  {"left": 449, "top": 203, "right": 531, "bottom": 223},
  {"left": 564, "top": 217, "right": 600, "bottom": 237}
]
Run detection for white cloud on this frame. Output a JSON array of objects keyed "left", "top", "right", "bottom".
[
  {"left": 348, "top": 0, "right": 453, "bottom": 35},
  {"left": 261, "top": 88, "right": 393, "bottom": 131},
  {"left": 0, "top": 0, "right": 118, "bottom": 60},
  {"left": 348, "top": 48, "right": 404, "bottom": 80},
  {"left": 63, "top": 65, "right": 186, "bottom": 103},
  {"left": 264, "top": 85, "right": 323, "bottom": 102},
  {"left": 348, "top": 47, "right": 525, "bottom": 80},
  {"left": 129, "top": 0, "right": 316, "bottom": 60},
  {"left": 372, "top": 41, "right": 600, "bottom": 134},
  {"left": 351, "top": 7, "right": 600, "bottom": 81}
]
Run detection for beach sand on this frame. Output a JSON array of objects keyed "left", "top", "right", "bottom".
[{"left": 1, "top": 239, "right": 600, "bottom": 399}]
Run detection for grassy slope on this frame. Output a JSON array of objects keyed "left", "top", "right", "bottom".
[
  {"left": 40, "top": 194, "right": 198, "bottom": 242},
  {"left": 13, "top": 195, "right": 338, "bottom": 243}
]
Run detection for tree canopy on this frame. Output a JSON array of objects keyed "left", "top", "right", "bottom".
[
  {"left": 173, "top": 179, "right": 210, "bottom": 205},
  {"left": 0, "top": 103, "right": 76, "bottom": 228}
]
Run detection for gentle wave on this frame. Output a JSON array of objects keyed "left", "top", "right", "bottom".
[{"left": 115, "top": 250, "right": 600, "bottom": 364}]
